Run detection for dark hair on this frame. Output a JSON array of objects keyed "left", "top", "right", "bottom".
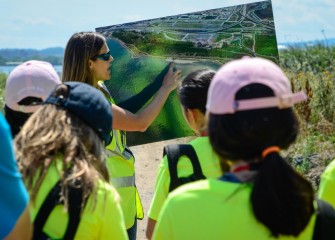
[
  {"left": 4, "top": 97, "right": 42, "bottom": 137},
  {"left": 208, "top": 83, "right": 314, "bottom": 237},
  {"left": 178, "top": 69, "right": 215, "bottom": 114},
  {"left": 4, "top": 105, "right": 30, "bottom": 137}
]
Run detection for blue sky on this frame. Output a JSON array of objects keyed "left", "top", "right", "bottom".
[{"left": 1, "top": 0, "right": 334, "bottom": 49}]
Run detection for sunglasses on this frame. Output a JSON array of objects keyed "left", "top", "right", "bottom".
[{"left": 92, "top": 51, "right": 112, "bottom": 61}]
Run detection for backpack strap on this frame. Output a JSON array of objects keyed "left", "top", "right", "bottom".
[
  {"left": 163, "top": 144, "right": 206, "bottom": 192},
  {"left": 312, "top": 199, "right": 335, "bottom": 240},
  {"left": 63, "top": 183, "right": 84, "bottom": 239},
  {"left": 33, "top": 181, "right": 84, "bottom": 240},
  {"left": 33, "top": 181, "right": 62, "bottom": 240}
]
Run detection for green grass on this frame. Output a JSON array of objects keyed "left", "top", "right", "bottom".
[
  {"left": 255, "top": 33, "right": 278, "bottom": 57},
  {"left": 111, "top": 30, "right": 278, "bottom": 60}
]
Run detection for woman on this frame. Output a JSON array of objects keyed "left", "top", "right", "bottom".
[
  {"left": 62, "top": 31, "right": 181, "bottom": 239},
  {"left": 146, "top": 69, "right": 224, "bottom": 239},
  {"left": 152, "top": 57, "right": 317, "bottom": 239},
  {"left": 15, "top": 82, "right": 127, "bottom": 239}
]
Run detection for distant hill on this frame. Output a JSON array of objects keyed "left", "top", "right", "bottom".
[
  {"left": 40, "top": 47, "right": 64, "bottom": 57},
  {"left": 0, "top": 47, "right": 64, "bottom": 58},
  {"left": 0, "top": 47, "right": 64, "bottom": 65},
  {"left": 278, "top": 37, "right": 335, "bottom": 49}
]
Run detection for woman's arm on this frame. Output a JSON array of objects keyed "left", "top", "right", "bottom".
[{"left": 112, "top": 63, "right": 181, "bottom": 132}]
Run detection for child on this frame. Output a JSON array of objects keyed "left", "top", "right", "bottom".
[
  {"left": 146, "top": 69, "right": 224, "bottom": 239},
  {"left": 153, "top": 57, "right": 318, "bottom": 239},
  {"left": 0, "top": 112, "right": 31, "bottom": 240},
  {"left": 4, "top": 60, "right": 61, "bottom": 136},
  {"left": 15, "top": 82, "right": 127, "bottom": 239}
]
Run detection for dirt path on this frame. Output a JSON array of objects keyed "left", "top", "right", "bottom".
[{"left": 131, "top": 137, "right": 193, "bottom": 240}]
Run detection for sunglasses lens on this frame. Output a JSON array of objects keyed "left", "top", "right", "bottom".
[
  {"left": 94, "top": 51, "right": 111, "bottom": 61},
  {"left": 103, "top": 52, "right": 110, "bottom": 61}
]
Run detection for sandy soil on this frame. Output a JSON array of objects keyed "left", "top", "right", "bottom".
[{"left": 130, "top": 137, "right": 194, "bottom": 240}]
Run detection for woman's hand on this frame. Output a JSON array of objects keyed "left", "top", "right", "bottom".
[
  {"left": 162, "top": 62, "right": 182, "bottom": 92},
  {"left": 112, "top": 62, "right": 182, "bottom": 131}
]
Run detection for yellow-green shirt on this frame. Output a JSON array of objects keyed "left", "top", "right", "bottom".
[
  {"left": 153, "top": 179, "right": 316, "bottom": 240},
  {"left": 319, "top": 159, "right": 335, "bottom": 208},
  {"left": 148, "top": 136, "right": 223, "bottom": 221},
  {"left": 30, "top": 160, "right": 128, "bottom": 240}
]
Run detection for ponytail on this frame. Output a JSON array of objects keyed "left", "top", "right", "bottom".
[
  {"left": 251, "top": 152, "right": 314, "bottom": 237},
  {"left": 208, "top": 83, "right": 313, "bottom": 237}
]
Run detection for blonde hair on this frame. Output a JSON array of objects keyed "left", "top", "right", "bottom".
[{"left": 15, "top": 104, "right": 109, "bottom": 209}]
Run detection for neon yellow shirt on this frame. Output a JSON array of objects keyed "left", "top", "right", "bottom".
[
  {"left": 30, "top": 159, "right": 128, "bottom": 240},
  {"left": 319, "top": 159, "right": 335, "bottom": 208},
  {"left": 152, "top": 179, "right": 316, "bottom": 240},
  {"left": 148, "top": 136, "right": 223, "bottom": 221}
]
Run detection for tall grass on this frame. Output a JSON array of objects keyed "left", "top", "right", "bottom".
[
  {"left": 0, "top": 73, "right": 6, "bottom": 113},
  {"left": 280, "top": 44, "right": 335, "bottom": 189}
]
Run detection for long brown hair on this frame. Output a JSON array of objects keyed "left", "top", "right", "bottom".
[
  {"left": 62, "top": 32, "right": 105, "bottom": 86},
  {"left": 15, "top": 103, "right": 109, "bottom": 209}
]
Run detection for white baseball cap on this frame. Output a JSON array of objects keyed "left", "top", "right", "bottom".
[
  {"left": 206, "top": 57, "right": 307, "bottom": 114},
  {"left": 5, "top": 60, "right": 61, "bottom": 113}
]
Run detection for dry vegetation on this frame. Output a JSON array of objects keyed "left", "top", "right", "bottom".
[{"left": 280, "top": 45, "right": 335, "bottom": 189}]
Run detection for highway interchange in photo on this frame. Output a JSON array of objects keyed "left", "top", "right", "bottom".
[{"left": 97, "top": 0, "right": 278, "bottom": 62}]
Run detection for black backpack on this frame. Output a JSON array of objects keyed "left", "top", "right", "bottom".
[
  {"left": 33, "top": 181, "right": 85, "bottom": 240},
  {"left": 312, "top": 198, "right": 335, "bottom": 240},
  {"left": 163, "top": 144, "right": 206, "bottom": 192}
]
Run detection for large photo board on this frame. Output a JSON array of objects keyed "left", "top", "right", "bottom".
[{"left": 96, "top": 0, "right": 278, "bottom": 146}]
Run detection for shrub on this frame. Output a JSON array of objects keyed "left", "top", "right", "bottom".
[{"left": 0, "top": 73, "right": 6, "bottom": 113}]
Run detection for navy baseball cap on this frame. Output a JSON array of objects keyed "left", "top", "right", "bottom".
[{"left": 44, "top": 82, "right": 112, "bottom": 145}]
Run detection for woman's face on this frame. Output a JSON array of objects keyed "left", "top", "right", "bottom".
[{"left": 89, "top": 43, "right": 114, "bottom": 83}]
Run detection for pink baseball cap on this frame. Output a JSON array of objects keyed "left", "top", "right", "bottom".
[
  {"left": 5, "top": 60, "right": 61, "bottom": 113},
  {"left": 206, "top": 57, "right": 307, "bottom": 114}
]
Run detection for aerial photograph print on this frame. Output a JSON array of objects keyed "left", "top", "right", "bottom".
[{"left": 96, "top": 0, "right": 278, "bottom": 146}]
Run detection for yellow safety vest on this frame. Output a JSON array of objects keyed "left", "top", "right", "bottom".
[{"left": 98, "top": 81, "right": 144, "bottom": 229}]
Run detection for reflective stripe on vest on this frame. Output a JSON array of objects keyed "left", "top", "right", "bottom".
[
  {"left": 105, "top": 146, "right": 133, "bottom": 160},
  {"left": 111, "top": 175, "right": 135, "bottom": 188}
]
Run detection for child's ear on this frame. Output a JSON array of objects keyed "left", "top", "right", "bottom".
[{"left": 186, "top": 108, "right": 196, "bottom": 124}]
